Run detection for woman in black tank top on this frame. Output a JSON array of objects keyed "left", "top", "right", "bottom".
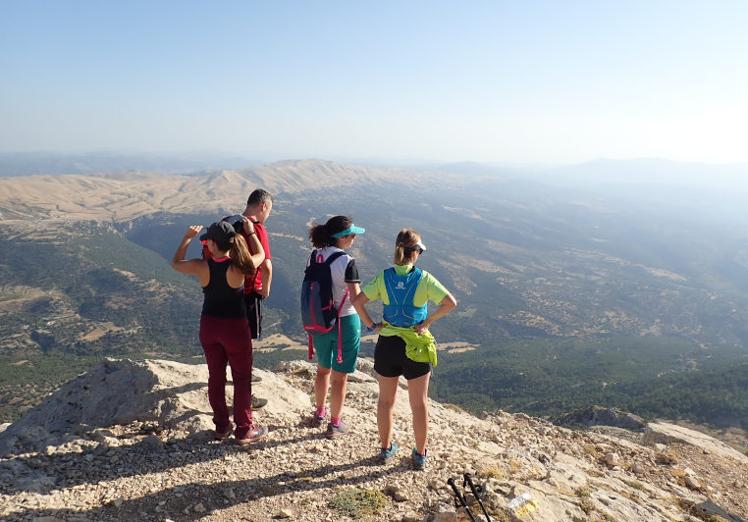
[{"left": 172, "top": 219, "right": 268, "bottom": 444}]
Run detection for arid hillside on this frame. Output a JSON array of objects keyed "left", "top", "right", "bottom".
[
  {"left": 1, "top": 359, "right": 746, "bottom": 521},
  {"left": 0, "top": 160, "right": 423, "bottom": 222}
]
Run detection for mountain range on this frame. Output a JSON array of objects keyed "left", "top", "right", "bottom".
[{"left": 1, "top": 158, "right": 747, "bottom": 435}]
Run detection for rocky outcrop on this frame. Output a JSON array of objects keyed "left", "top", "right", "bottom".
[
  {"left": 0, "top": 359, "right": 310, "bottom": 455},
  {"left": 553, "top": 405, "right": 647, "bottom": 431},
  {"left": 643, "top": 421, "right": 748, "bottom": 464},
  {"left": 1, "top": 358, "right": 747, "bottom": 521}
]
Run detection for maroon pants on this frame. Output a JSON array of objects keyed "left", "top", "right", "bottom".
[{"left": 199, "top": 315, "right": 253, "bottom": 439}]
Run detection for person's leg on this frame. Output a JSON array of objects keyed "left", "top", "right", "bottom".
[
  {"left": 373, "top": 334, "right": 405, "bottom": 450},
  {"left": 315, "top": 366, "right": 332, "bottom": 414},
  {"left": 199, "top": 316, "right": 230, "bottom": 433},
  {"left": 329, "top": 315, "right": 361, "bottom": 425},
  {"left": 245, "top": 293, "right": 262, "bottom": 389},
  {"left": 245, "top": 293, "right": 260, "bottom": 340},
  {"left": 329, "top": 370, "right": 348, "bottom": 422},
  {"left": 407, "top": 372, "right": 431, "bottom": 455},
  {"left": 377, "top": 375, "right": 400, "bottom": 449},
  {"left": 222, "top": 318, "right": 254, "bottom": 439},
  {"left": 313, "top": 330, "right": 335, "bottom": 418}
]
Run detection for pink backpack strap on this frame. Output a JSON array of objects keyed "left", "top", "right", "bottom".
[{"left": 335, "top": 289, "right": 349, "bottom": 364}]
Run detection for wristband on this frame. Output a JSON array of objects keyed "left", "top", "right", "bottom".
[{"left": 367, "top": 322, "right": 381, "bottom": 332}]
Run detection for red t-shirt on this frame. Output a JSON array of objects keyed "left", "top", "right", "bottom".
[{"left": 242, "top": 220, "right": 271, "bottom": 295}]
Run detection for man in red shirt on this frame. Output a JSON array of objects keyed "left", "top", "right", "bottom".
[{"left": 241, "top": 189, "right": 273, "bottom": 338}]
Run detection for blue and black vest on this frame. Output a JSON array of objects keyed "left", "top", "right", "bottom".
[{"left": 383, "top": 267, "right": 428, "bottom": 327}]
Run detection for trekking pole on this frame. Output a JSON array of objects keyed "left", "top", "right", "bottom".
[
  {"left": 464, "top": 473, "right": 492, "bottom": 522},
  {"left": 447, "top": 477, "right": 479, "bottom": 522}
]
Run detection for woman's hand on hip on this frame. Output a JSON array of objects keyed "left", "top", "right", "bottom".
[{"left": 413, "top": 321, "right": 431, "bottom": 334}]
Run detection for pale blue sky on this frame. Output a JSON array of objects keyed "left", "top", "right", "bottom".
[{"left": 1, "top": 1, "right": 747, "bottom": 163}]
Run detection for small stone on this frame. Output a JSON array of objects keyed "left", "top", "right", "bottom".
[
  {"left": 385, "top": 485, "right": 409, "bottom": 502},
  {"left": 401, "top": 512, "right": 421, "bottom": 522},
  {"left": 433, "top": 511, "right": 458, "bottom": 522},
  {"left": 685, "top": 476, "right": 701, "bottom": 491},
  {"left": 113, "top": 498, "right": 123, "bottom": 508},
  {"left": 604, "top": 452, "right": 620, "bottom": 467},
  {"left": 273, "top": 508, "right": 294, "bottom": 519},
  {"left": 193, "top": 502, "right": 206, "bottom": 513},
  {"left": 141, "top": 435, "right": 164, "bottom": 452}
]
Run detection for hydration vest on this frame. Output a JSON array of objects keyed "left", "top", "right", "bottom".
[{"left": 383, "top": 267, "right": 428, "bottom": 327}]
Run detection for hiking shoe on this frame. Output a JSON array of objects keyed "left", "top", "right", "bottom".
[
  {"left": 379, "top": 441, "right": 399, "bottom": 463},
  {"left": 411, "top": 448, "right": 428, "bottom": 470},
  {"left": 251, "top": 373, "right": 262, "bottom": 383},
  {"left": 251, "top": 395, "right": 268, "bottom": 409},
  {"left": 325, "top": 421, "right": 347, "bottom": 439},
  {"left": 236, "top": 425, "right": 268, "bottom": 445},
  {"left": 214, "top": 424, "right": 234, "bottom": 441}
]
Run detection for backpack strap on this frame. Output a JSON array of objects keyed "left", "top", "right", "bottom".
[
  {"left": 335, "top": 288, "right": 350, "bottom": 364},
  {"left": 306, "top": 249, "right": 318, "bottom": 361},
  {"left": 326, "top": 250, "right": 349, "bottom": 364},
  {"left": 325, "top": 250, "right": 346, "bottom": 265}
]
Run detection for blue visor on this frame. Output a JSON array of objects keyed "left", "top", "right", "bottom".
[{"left": 331, "top": 224, "right": 365, "bottom": 238}]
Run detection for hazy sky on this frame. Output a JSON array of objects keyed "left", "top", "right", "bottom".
[{"left": 1, "top": 1, "right": 747, "bottom": 163}]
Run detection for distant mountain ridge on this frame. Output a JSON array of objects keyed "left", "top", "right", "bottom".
[
  {"left": 0, "top": 159, "right": 423, "bottom": 221},
  {"left": 3, "top": 157, "right": 748, "bottom": 437}
]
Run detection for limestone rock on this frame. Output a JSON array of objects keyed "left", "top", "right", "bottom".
[
  {"left": 0, "top": 358, "right": 311, "bottom": 455},
  {"left": 604, "top": 452, "right": 620, "bottom": 467},
  {"left": 644, "top": 422, "right": 748, "bottom": 464},
  {"left": 1, "top": 358, "right": 747, "bottom": 522},
  {"left": 554, "top": 406, "right": 646, "bottom": 431}
]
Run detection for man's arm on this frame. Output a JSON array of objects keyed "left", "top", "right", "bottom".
[{"left": 260, "top": 259, "right": 272, "bottom": 298}]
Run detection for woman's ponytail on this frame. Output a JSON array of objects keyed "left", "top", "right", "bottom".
[
  {"left": 309, "top": 223, "right": 333, "bottom": 248},
  {"left": 230, "top": 234, "right": 256, "bottom": 276},
  {"left": 394, "top": 244, "right": 407, "bottom": 265},
  {"left": 309, "top": 216, "right": 354, "bottom": 248},
  {"left": 393, "top": 228, "right": 422, "bottom": 265}
]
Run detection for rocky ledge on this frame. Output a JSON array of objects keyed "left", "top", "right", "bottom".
[{"left": 1, "top": 358, "right": 746, "bottom": 521}]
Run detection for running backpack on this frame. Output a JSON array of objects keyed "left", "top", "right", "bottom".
[
  {"left": 300, "top": 249, "right": 349, "bottom": 363},
  {"left": 383, "top": 266, "right": 427, "bottom": 327}
]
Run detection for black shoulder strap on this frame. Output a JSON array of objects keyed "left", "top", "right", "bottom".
[{"left": 325, "top": 251, "right": 346, "bottom": 266}]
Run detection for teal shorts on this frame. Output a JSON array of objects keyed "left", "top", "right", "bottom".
[{"left": 313, "top": 314, "right": 361, "bottom": 374}]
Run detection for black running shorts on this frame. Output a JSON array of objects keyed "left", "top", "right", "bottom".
[
  {"left": 244, "top": 293, "right": 262, "bottom": 340},
  {"left": 374, "top": 334, "right": 431, "bottom": 380}
]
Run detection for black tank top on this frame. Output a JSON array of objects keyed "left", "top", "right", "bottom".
[{"left": 201, "top": 258, "right": 246, "bottom": 318}]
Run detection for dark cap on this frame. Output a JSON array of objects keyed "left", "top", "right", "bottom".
[{"left": 199, "top": 221, "right": 236, "bottom": 247}]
